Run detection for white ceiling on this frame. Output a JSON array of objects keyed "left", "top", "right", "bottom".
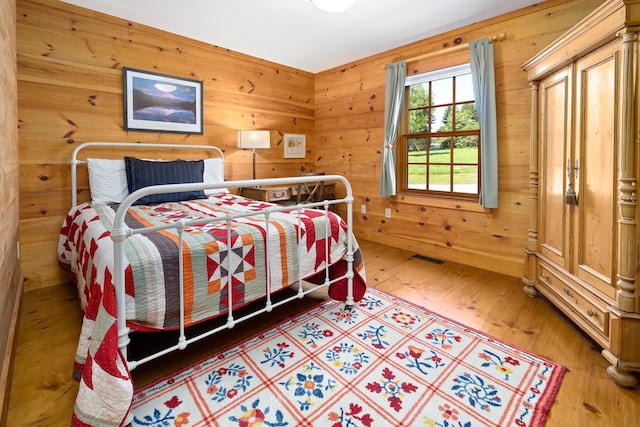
[{"left": 60, "top": 0, "right": 540, "bottom": 73}]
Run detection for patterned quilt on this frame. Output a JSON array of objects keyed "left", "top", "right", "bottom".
[{"left": 57, "top": 193, "right": 365, "bottom": 426}]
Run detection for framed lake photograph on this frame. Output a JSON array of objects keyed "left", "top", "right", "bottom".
[{"left": 123, "top": 67, "right": 203, "bottom": 134}]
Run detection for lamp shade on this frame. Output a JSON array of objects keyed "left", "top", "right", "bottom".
[
  {"left": 237, "top": 130, "right": 270, "bottom": 149},
  {"left": 311, "top": 0, "right": 356, "bottom": 13}
]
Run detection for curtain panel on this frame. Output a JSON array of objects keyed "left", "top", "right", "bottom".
[
  {"left": 469, "top": 38, "right": 498, "bottom": 208},
  {"left": 380, "top": 61, "right": 406, "bottom": 197}
]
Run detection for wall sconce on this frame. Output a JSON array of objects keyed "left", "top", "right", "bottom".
[
  {"left": 237, "top": 130, "right": 271, "bottom": 179},
  {"left": 311, "top": 0, "right": 356, "bottom": 13}
]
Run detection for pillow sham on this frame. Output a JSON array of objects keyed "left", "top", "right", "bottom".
[
  {"left": 203, "top": 157, "right": 228, "bottom": 195},
  {"left": 124, "top": 157, "right": 206, "bottom": 205},
  {"left": 87, "top": 158, "right": 129, "bottom": 204}
]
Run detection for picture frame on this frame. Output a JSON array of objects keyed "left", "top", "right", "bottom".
[
  {"left": 283, "top": 133, "right": 306, "bottom": 158},
  {"left": 123, "top": 67, "right": 203, "bottom": 134}
]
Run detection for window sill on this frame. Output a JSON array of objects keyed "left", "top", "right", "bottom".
[{"left": 393, "top": 193, "right": 491, "bottom": 213}]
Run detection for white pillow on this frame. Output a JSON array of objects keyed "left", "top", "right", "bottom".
[
  {"left": 203, "top": 158, "right": 228, "bottom": 195},
  {"left": 86, "top": 158, "right": 128, "bottom": 204}
]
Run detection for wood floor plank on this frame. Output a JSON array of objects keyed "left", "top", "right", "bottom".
[{"left": 6, "top": 239, "right": 640, "bottom": 426}]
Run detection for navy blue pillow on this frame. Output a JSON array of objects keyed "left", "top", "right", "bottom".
[{"left": 124, "top": 157, "right": 206, "bottom": 205}]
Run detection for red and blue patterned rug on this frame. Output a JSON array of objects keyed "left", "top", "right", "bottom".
[{"left": 130, "top": 287, "right": 565, "bottom": 426}]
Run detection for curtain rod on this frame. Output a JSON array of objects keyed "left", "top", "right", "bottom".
[{"left": 385, "top": 32, "right": 507, "bottom": 67}]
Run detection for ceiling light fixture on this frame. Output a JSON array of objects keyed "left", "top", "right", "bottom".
[{"left": 311, "top": 0, "right": 357, "bottom": 13}]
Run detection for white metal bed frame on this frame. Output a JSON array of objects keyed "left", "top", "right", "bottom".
[{"left": 70, "top": 141, "right": 356, "bottom": 375}]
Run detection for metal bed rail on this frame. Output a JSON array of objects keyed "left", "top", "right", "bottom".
[
  {"left": 111, "top": 175, "right": 356, "bottom": 371},
  {"left": 70, "top": 141, "right": 355, "bottom": 372}
]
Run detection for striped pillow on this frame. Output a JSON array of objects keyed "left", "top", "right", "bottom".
[{"left": 124, "top": 157, "right": 206, "bottom": 205}]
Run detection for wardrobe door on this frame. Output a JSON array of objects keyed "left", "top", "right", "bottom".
[
  {"left": 537, "top": 66, "right": 573, "bottom": 270},
  {"left": 572, "top": 40, "right": 619, "bottom": 301}
]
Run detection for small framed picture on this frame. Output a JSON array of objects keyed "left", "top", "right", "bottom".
[
  {"left": 123, "top": 67, "right": 203, "bottom": 134},
  {"left": 283, "top": 133, "right": 306, "bottom": 158}
]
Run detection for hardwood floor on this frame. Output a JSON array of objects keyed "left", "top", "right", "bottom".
[{"left": 6, "top": 239, "right": 640, "bottom": 426}]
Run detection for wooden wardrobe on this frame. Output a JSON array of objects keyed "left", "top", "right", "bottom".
[{"left": 522, "top": 0, "right": 640, "bottom": 388}]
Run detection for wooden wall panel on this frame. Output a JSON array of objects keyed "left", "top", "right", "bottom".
[
  {"left": 17, "top": 0, "right": 314, "bottom": 290},
  {"left": 314, "top": 0, "right": 603, "bottom": 278},
  {"left": 1, "top": 0, "right": 21, "bottom": 423},
  {"left": 16, "top": 0, "right": 605, "bottom": 291}
]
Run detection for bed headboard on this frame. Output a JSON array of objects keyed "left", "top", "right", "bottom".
[{"left": 70, "top": 142, "right": 225, "bottom": 207}]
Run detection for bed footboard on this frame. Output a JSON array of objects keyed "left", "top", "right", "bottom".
[{"left": 112, "top": 175, "right": 357, "bottom": 371}]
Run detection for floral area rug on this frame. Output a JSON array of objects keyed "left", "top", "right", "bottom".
[{"left": 130, "top": 287, "right": 565, "bottom": 426}]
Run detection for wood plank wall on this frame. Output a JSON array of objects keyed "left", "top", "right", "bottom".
[
  {"left": 1, "top": 0, "right": 21, "bottom": 423},
  {"left": 16, "top": 0, "right": 316, "bottom": 290},
  {"left": 313, "top": 0, "right": 602, "bottom": 277},
  {"left": 16, "top": 0, "right": 603, "bottom": 292}
]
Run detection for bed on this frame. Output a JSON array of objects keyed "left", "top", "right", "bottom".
[{"left": 57, "top": 142, "right": 366, "bottom": 426}]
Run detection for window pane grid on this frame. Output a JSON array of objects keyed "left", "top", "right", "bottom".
[{"left": 401, "top": 67, "right": 480, "bottom": 199}]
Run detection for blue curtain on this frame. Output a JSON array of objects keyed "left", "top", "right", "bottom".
[
  {"left": 469, "top": 39, "right": 498, "bottom": 208},
  {"left": 380, "top": 61, "right": 406, "bottom": 196}
]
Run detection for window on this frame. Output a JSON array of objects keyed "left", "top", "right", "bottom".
[{"left": 399, "top": 64, "right": 480, "bottom": 199}]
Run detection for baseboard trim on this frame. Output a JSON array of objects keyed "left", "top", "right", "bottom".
[{"left": 0, "top": 274, "right": 24, "bottom": 427}]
